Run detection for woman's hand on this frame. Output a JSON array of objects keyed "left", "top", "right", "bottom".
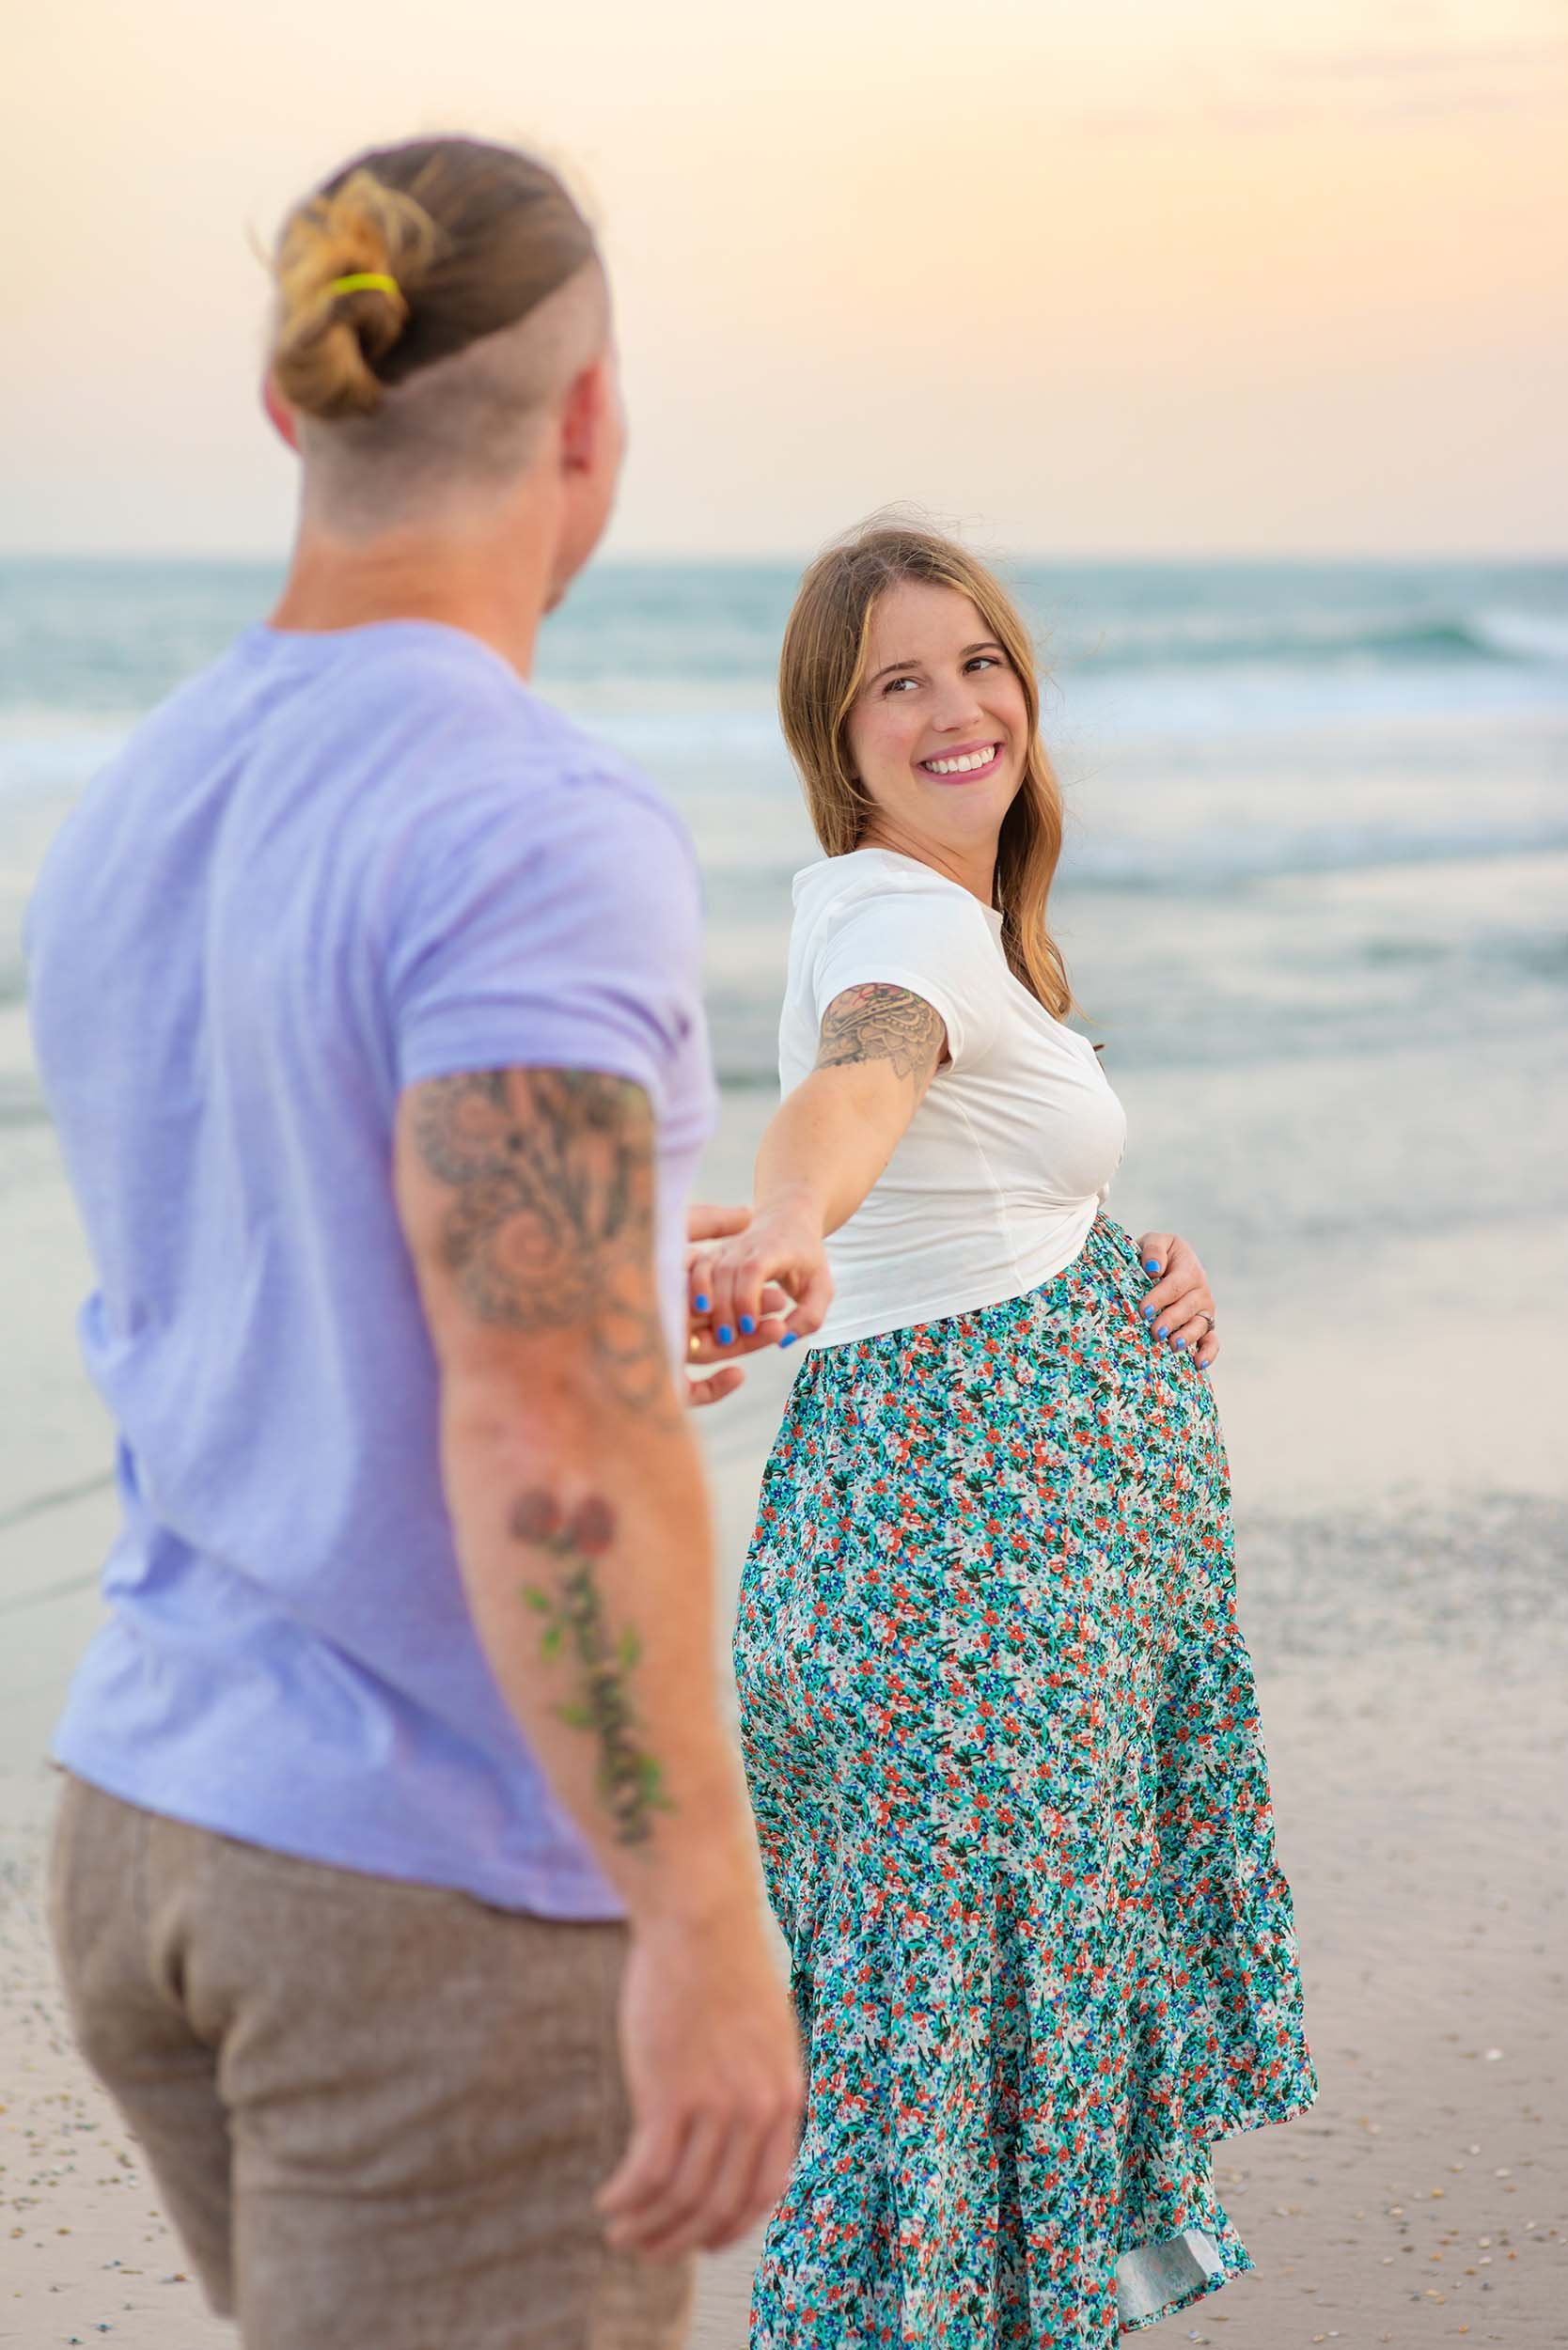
[
  {"left": 688, "top": 1188, "right": 835, "bottom": 1360},
  {"left": 682, "top": 1205, "right": 792, "bottom": 1406},
  {"left": 1135, "top": 1230, "right": 1220, "bottom": 1371}
]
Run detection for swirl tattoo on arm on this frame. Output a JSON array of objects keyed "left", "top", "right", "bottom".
[{"left": 409, "top": 1068, "right": 675, "bottom": 1418}]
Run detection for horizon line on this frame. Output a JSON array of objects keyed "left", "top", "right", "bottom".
[{"left": 3, "top": 545, "right": 1567, "bottom": 570}]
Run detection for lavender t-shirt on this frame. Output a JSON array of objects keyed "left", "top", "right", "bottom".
[{"left": 25, "top": 620, "right": 716, "bottom": 1919}]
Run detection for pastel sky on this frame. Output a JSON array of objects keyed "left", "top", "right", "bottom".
[{"left": 5, "top": 0, "right": 1565, "bottom": 556}]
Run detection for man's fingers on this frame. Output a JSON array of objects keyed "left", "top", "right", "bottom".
[
  {"left": 686, "top": 1363, "right": 745, "bottom": 1408},
  {"left": 597, "top": 2111, "right": 683, "bottom": 2226},
  {"left": 698, "top": 2094, "right": 801, "bottom": 2251},
  {"left": 602, "top": 2110, "right": 729, "bottom": 2256},
  {"left": 687, "top": 1202, "right": 751, "bottom": 1246}
]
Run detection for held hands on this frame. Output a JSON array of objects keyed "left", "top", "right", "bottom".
[
  {"left": 684, "top": 1194, "right": 834, "bottom": 1398},
  {"left": 1136, "top": 1230, "right": 1220, "bottom": 1371},
  {"left": 682, "top": 1205, "right": 807, "bottom": 1405},
  {"left": 683, "top": 1206, "right": 788, "bottom": 1407}
]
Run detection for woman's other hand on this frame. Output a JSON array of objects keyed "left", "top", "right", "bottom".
[{"left": 1135, "top": 1230, "right": 1220, "bottom": 1371}]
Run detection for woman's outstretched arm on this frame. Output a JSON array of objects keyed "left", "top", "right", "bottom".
[{"left": 694, "top": 982, "right": 948, "bottom": 1345}]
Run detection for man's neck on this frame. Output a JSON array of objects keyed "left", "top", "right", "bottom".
[{"left": 268, "top": 515, "right": 556, "bottom": 682}]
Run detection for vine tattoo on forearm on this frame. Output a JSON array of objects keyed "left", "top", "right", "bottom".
[
  {"left": 512, "top": 1488, "right": 672, "bottom": 1845},
  {"left": 410, "top": 1068, "right": 674, "bottom": 1416},
  {"left": 816, "top": 984, "right": 945, "bottom": 1083}
]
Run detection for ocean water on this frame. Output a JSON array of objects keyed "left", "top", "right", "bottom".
[{"left": 1, "top": 555, "right": 1565, "bottom": 1280}]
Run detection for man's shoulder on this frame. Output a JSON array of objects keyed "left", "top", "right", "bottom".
[{"left": 373, "top": 651, "right": 693, "bottom": 869}]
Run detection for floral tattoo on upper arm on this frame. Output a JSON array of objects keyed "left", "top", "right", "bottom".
[{"left": 815, "top": 984, "right": 946, "bottom": 1085}]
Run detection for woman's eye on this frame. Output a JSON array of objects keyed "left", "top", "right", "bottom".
[
  {"left": 883, "top": 676, "right": 918, "bottom": 695},
  {"left": 966, "top": 655, "right": 1000, "bottom": 673}
]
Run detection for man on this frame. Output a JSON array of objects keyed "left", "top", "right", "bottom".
[{"left": 27, "top": 135, "right": 803, "bottom": 2350}]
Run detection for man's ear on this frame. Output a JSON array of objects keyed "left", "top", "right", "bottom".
[
  {"left": 262, "top": 374, "right": 300, "bottom": 453},
  {"left": 557, "top": 354, "right": 608, "bottom": 476}
]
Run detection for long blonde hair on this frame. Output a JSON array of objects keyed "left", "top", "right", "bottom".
[{"left": 778, "top": 518, "right": 1074, "bottom": 1017}]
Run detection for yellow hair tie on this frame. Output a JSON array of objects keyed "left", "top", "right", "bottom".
[{"left": 328, "top": 272, "right": 400, "bottom": 301}]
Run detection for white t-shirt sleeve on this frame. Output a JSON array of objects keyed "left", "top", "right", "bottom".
[{"left": 810, "top": 879, "right": 1005, "bottom": 1070}]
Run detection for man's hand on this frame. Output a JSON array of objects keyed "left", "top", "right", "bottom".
[
  {"left": 1136, "top": 1230, "right": 1220, "bottom": 1371},
  {"left": 598, "top": 1912, "right": 804, "bottom": 2257},
  {"left": 682, "top": 1205, "right": 790, "bottom": 1406}
]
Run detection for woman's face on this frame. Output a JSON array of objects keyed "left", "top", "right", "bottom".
[{"left": 843, "top": 580, "right": 1029, "bottom": 871}]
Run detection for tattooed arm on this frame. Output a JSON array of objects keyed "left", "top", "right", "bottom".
[
  {"left": 692, "top": 983, "right": 947, "bottom": 1347},
  {"left": 395, "top": 1067, "right": 801, "bottom": 2252}
]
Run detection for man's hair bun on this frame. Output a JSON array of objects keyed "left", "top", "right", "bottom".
[
  {"left": 267, "top": 139, "right": 600, "bottom": 429},
  {"left": 270, "top": 169, "right": 440, "bottom": 421}
]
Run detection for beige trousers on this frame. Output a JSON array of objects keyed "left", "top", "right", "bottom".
[{"left": 47, "top": 1774, "right": 694, "bottom": 2350}]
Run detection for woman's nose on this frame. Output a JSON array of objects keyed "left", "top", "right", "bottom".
[{"left": 931, "top": 682, "right": 986, "bottom": 731}]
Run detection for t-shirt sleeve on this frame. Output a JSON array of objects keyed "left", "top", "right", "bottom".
[
  {"left": 384, "top": 770, "right": 704, "bottom": 1110},
  {"left": 810, "top": 880, "right": 1005, "bottom": 1069}
]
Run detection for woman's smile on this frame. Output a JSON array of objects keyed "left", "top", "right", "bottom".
[{"left": 916, "top": 738, "right": 1005, "bottom": 782}]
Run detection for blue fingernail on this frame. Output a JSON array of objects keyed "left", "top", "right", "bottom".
[
  {"left": 1156, "top": 1324, "right": 1168, "bottom": 1338},
  {"left": 739, "top": 1314, "right": 756, "bottom": 1336},
  {"left": 1142, "top": 1304, "right": 1156, "bottom": 1320},
  {"left": 716, "top": 1324, "right": 733, "bottom": 1347},
  {"left": 694, "top": 1294, "right": 710, "bottom": 1313},
  {"left": 1144, "top": 1259, "right": 1160, "bottom": 1274},
  {"left": 779, "top": 1333, "right": 798, "bottom": 1349},
  {"left": 1174, "top": 1335, "right": 1186, "bottom": 1349}
]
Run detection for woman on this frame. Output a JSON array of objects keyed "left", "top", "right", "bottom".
[{"left": 694, "top": 522, "right": 1316, "bottom": 2346}]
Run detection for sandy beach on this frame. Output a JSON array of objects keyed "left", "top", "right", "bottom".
[{"left": 4, "top": 1070, "right": 1566, "bottom": 2348}]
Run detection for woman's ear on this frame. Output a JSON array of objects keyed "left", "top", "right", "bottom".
[{"left": 261, "top": 374, "right": 300, "bottom": 453}]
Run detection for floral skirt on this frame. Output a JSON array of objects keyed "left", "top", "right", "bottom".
[{"left": 732, "top": 1214, "right": 1317, "bottom": 2349}]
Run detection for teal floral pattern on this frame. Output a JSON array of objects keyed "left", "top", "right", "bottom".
[{"left": 733, "top": 1214, "right": 1316, "bottom": 2347}]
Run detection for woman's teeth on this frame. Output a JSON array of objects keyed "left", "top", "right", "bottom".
[{"left": 921, "top": 745, "right": 998, "bottom": 776}]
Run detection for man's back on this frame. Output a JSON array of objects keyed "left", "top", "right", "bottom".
[{"left": 27, "top": 616, "right": 714, "bottom": 1915}]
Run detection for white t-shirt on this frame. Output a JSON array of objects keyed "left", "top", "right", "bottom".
[{"left": 780, "top": 848, "right": 1128, "bottom": 1347}]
